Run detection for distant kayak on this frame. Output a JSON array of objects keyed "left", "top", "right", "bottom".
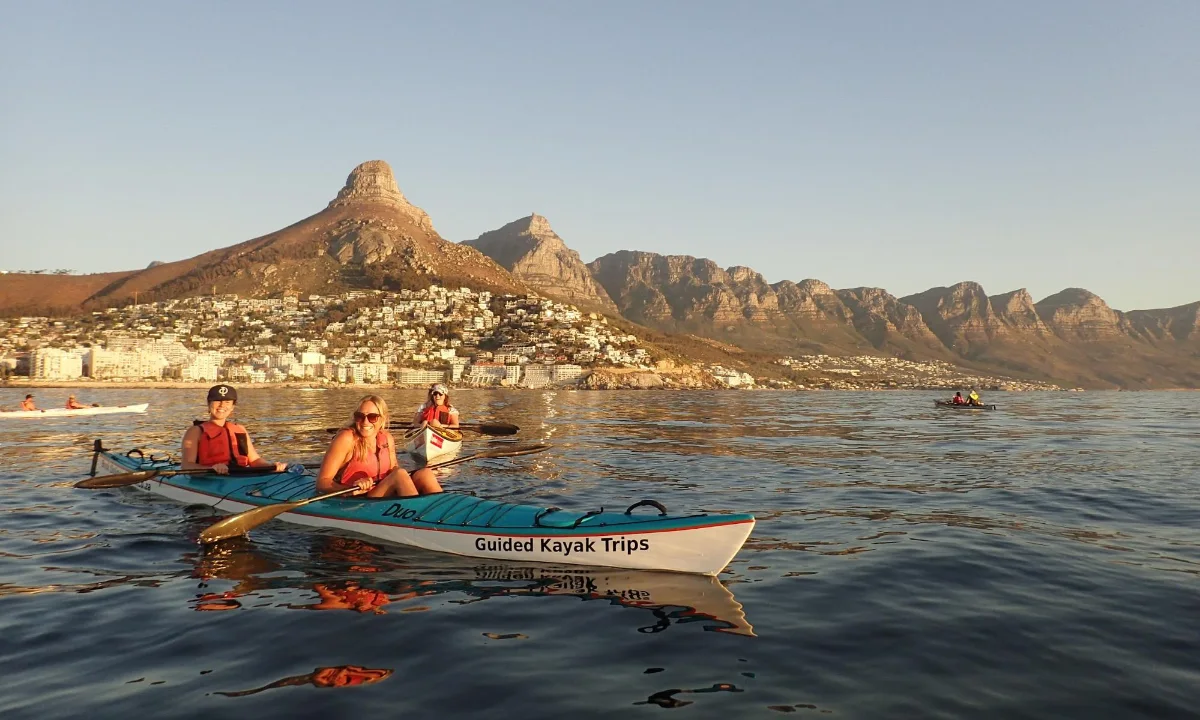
[
  {"left": 934, "top": 401, "right": 997, "bottom": 411},
  {"left": 0, "top": 403, "right": 149, "bottom": 419}
]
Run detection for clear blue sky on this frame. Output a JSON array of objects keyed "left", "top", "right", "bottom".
[{"left": 1, "top": 1, "right": 1197, "bottom": 311}]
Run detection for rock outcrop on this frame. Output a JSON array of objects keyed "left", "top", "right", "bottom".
[
  {"left": 1035, "top": 288, "right": 1130, "bottom": 341},
  {"left": 463, "top": 214, "right": 618, "bottom": 312},
  {"left": 328, "top": 160, "right": 435, "bottom": 231}
]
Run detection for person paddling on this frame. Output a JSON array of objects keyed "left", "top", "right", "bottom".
[
  {"left": 413, "top": 383, "right": 460, "bottom": 429},
  {"left": 181, "top": 384, "right": 288, "bottom": 475},
  {"left": 967, "top": 388, "right": 983, "bottom": 406},
  {"left": 66, "top": 394, "right": 87, "bottom": 410},
  {"left": 20, "top": 394, "right": 36, "bottom": 411},
  {"left": 951, "top": 391, "right": 966, "bottom": 405},
  {"left": 316, "top": 395, "right": 442, "bottom": 498}
]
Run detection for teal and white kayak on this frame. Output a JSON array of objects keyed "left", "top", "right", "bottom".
[{"left": 93, "top": 448, "right": 755, "bottom": 576}]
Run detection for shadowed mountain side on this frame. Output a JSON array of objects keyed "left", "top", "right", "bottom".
[
  {"left": 462, "top": 214, "right": 618, "bottom": 313},
  {"left": 0, "top": 271, "right": 136, "bottom": 316}
]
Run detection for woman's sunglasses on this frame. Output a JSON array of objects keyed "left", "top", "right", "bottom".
[
  {"left": 431, "top": 391, "right": 445, "bottom": 397},
  {"left": 353, "top": 412, "right": 382, "bottom": 424}
]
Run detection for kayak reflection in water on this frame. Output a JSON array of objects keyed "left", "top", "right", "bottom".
[{"left": 214, "top": 665, "right": 393, "bottom": 696}]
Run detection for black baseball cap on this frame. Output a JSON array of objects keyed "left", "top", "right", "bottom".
[{"left": 207, "top": 384, "right": 238, "bottom": 403}]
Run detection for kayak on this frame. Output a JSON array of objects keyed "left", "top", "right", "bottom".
[
  {"left": 91, "top": 446, "right": 755, "bottom": 576},
  {"left": 0, "top": 403, "right": 149, "bottom": 419},
  {"left": 402, "top": 425, "right": 463, "bottom": 462},
  {"left": 934, "top": 401, "right": 997, "bottom": 411}
]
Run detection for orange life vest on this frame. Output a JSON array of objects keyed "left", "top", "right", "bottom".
[
  {"left": 196, "top": 420, "right": 252, "bottom": 468},
  {"left": 336, "top": 430, "right": 394, "bottom": 486},
  {"left": 419, "top": 403, "right": 455, "bottom": 425}
]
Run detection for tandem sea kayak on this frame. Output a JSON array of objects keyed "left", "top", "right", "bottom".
[
  {"left": 90, "top": 445, "right": 755, "bottom": 576},
  {"left": 1, "top": 403, "right": 149, "bottom": 419},
  {"left": 934, "top": 401, "right": 997, "bottom": 411}
]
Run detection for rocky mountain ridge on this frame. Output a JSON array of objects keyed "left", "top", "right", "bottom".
[
  {"left": 462, "top": 214, "right": 618, "bottom": 313},
  {"left": 2, "top": 161, "right": 1195, "bottom": 388}
]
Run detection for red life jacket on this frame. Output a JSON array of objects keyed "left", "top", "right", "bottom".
[
  {"left": 952, "top": 396, "right": 965, "bottom": 404},
  {"left": 337, "top": 430, "right": 394, "bottom": 486},
  {"left": 419, "top": 403, "right": 455, "bottom": 425},
  {"left": 196, "top": 420, "right": 253, "bottom": 467}
]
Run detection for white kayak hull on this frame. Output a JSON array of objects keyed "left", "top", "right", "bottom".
[
  {"left": 1, "top": 403, "right": 149, "bottom": 419},
  {"left": 402, "top": 425, "right": 463, "bottom": 462}
]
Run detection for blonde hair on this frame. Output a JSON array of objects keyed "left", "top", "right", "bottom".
[{"left": 347, "top": 395, "right": 389, "bottom": 462}]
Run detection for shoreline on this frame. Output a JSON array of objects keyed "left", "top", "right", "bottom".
[{"left": 2, "top": 379, "right": 1194, "bottom": 392}]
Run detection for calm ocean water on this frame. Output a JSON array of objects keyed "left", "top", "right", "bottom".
[{"left": 0, "top": 388, "right": 1197, "bottom": 719}]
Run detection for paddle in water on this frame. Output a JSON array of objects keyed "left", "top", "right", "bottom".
[
  {"left": 321, "top": 422, "right": 519, "bottom": 436},
  {"left": 197, "top": 443, "right": 551, "bottom": 545}
]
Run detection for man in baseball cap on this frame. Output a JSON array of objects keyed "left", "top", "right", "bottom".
[{"left": 182, "top": 384, "right": 292, "bottom": 476}]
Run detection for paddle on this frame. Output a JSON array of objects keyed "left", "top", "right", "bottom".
[
  {"left": 322, "top": 422, "right": 520, "bottom": 436},
  {"left": 197, "top": 443, "right": 552, "bottom": 545},
  {"left": 75, "top": 464, "right": 319, "bottom": 490}
]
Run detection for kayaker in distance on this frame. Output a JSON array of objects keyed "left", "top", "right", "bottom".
[
  {"left": 181, "top": 384, "right": 289, "bottom": 475},
  {"left": 66, "top": 395, "right": 87, "bottom": 410},
  {"left": 951, "top": 391, "right": 966, "bottom": 405},
  {"left": 968, "top": 388, "right": 983, "bottom": 406},
  {"left": 316, "top": 394, "right": 443, "bottom": 498},
  {"left": 20, "top": 394, "right": 36, "bottom": 411},
  {"left": 413, "top": 383, "right": 460, "bottom": 429}
]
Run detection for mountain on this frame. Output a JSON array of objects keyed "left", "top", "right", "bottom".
[
  {"left": 2, "top": 161, "right": 1196, "bottom": 388},
  {"left": 583, "top": 250, "right": 1198, "bottom": 388},
  {"left": 462, "top": 214, "right": 618, "bottom": 313},
  {"left": 0, "top": 161, "right": 525, "bottom": 315}
]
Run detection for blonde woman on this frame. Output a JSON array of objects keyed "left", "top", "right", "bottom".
[{"left": 317, "top": 395, "right": 443, "bottom": 497}]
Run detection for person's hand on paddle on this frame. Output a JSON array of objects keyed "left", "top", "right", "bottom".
[
  {"left": 353, "top": 478, "right": 375, "bottom": 496},
  {"left": 272, "top": 461, "right": 288, "bottom": 473},
  {"left": 212, "top": 462, "right": 230, "bottom": 475}
]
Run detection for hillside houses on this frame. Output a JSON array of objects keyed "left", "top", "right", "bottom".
[{"left": 0, "top": 286, "right": 654, "bottom": 388}]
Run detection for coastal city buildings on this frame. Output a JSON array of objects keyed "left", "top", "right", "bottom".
[
  {"left": 0, "top": 286, "right": 655, "bottom": 388},
  {"left": 0, "top": 285, "right": 1060, "bottom": 391}
]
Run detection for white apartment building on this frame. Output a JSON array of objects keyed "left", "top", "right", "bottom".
[
  {"left": 89, "top": 348, "right": 168, "bottom": 380},
  {"left": 522, "top": 363, "right": 551, "bottom": 388},
  {"left": 180, "top": 352, "right": 222, "bottom": 382},
  {"left": 551, "top": 364, "right": 583, "bottom": 383},
  {"left": 32, "top": 348, "right": 84, "bottom": 380},
  {"left": 504, "top": 364, "right": 522, "bottom": 385},
  {"left": 396, "top": 369, "right": 446, "bottom": 385}
]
